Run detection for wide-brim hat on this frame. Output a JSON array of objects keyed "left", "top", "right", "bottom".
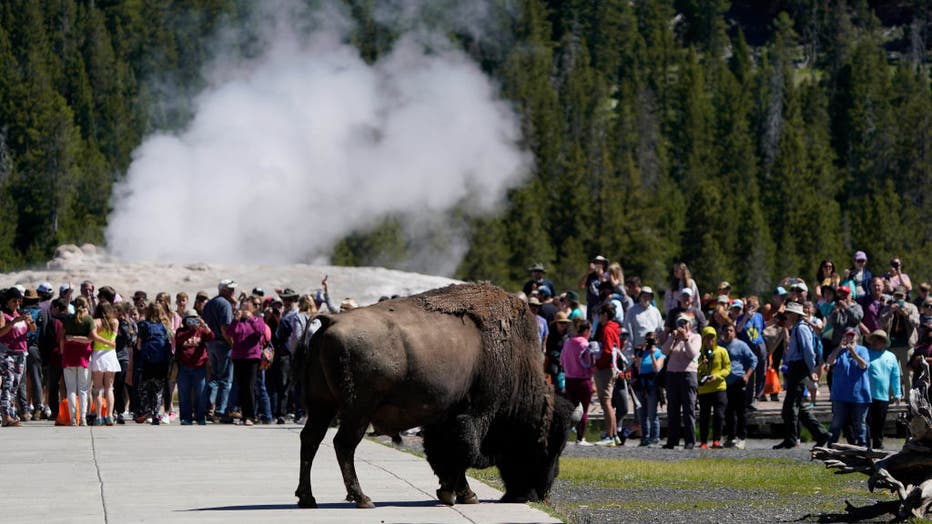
[
  {"left": 528, "top": 262, "right": 546, "bottom": 272},
  {"left": 866, "top": 329, "right": 889, "bottom": 346},
  {"left": 278, "top": 288, "right": 299, "bottom": 301},
  {"left": 554, "top": 312, "right": 572, "bottom": 324},
  {"left": 784, "top": 302, "right": 805, "bottom": 316}
]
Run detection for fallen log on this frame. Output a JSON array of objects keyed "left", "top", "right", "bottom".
[{"left": 811, "top": 358, "right": 932, "bottom": 519}]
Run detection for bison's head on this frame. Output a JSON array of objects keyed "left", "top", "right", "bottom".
[{"left": 499, "top": 394, "right": 574, "bottom": 503}]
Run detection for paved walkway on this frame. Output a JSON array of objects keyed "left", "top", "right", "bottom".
[{"left": 2, "top": 422, "right": 560, "bottom": 524}]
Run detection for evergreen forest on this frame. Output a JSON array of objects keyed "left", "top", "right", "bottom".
[{"left": 0, "top": 1, "right": 929, "bottom": 297}]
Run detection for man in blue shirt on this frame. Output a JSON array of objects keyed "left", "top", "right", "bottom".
[
  {"left": 826, "top": 327, "right": 871, "bottom": 445},
  {"left": 773, "top": 302, "right": 831, "bottom": 449},
  {"left": 203, "top": 279, "right": 237, "bottom": 421},
  {"left": 722, "top": 323, "right": 757, "bottom": 450}
]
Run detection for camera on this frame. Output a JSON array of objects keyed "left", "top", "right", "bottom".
[{"left": 184, "top": 317, "right": 200, "bottom": 328}]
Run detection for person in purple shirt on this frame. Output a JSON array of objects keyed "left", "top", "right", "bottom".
[
  {"left": 224, "top": 296, "right": 267, "bottom": 426},
  {"left": 826, "top": 327, "right": 871, "bottom": 445},
  {"left": 858, "top": 277, "right": 886, "bottom": 334}
]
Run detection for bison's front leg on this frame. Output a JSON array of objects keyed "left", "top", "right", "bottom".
[
  {"left": 333, "top": 415, "right": 375, "bottom": 508},
  {"left": 295, "top": 406, "right": 335, "bottom": 508}
]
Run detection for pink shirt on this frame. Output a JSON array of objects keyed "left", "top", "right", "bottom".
[
  {"left": 560, "top": 336, "right": 593, "bottom": 380},
  {"left": 661, "top": 332, "right": 701, "bottom": 373},
  {"left": 0, "top": 312, "right": 29, "bottom": 353}
]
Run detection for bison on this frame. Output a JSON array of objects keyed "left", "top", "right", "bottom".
[{"left": 293, "top": 283, "right": 574, "bottom": 508}]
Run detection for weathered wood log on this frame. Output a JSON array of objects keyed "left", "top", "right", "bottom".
[{"left": 810, "top": 357, "right": 932, "bottom": 519}]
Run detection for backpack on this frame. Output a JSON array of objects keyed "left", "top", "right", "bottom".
[
  {"left": 579, "top": 341, "right": 601, "bottom": 369},
  {"left": 140, "top": 321, "right": 171, "bottom": 363},
  {"left": 795, "top": 322, "right": 823, "bottom": 365}
]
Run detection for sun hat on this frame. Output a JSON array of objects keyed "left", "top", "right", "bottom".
[
  {"left": 278, "top": 288, "right": 299, "bottom": 301},
  {"left": 528, "top": 296, "right": 541, "bottom": 306},
  {"left": 528, "top": 262, "right": 546, "bottom": 272},
  {"left": 784, "top": 302, "right": 805, "bottom": 316},
  {"left": 717, "top": 295, "right": 730, "bottom": 304},
  {"left": 554, "top": 312, "right": 572, "bottom": 324},
  {"left": 865, "top": 329, "right": 889, "bottom": 346},
  {"left": 183, "top": 309, "right": 200, "bottom": 319},
  {"left": 565, "top": 291, "right": 579, "bottom": 302},
  {"left": 640, "top": 286, "right": 654, "bottom": 296}
]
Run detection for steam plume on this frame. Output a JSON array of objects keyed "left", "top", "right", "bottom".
[{"left": 106, "top": 1, "right": 529, "bottom": 274}]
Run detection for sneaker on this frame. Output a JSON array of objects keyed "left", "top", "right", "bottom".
[
  {"left": 638, "top": 439, "right": 650, "bottom": 447},
  {"left": 735, "top": 439, "right": 746, "bottom": 450},
  {"left": 105, "top": 416, "right": 114, "bottom": 426},
  {"left": 134, "top": 415, "right": 148, "bottom": 424},
  {"left": 180, "top": 420, "right": 193, "bottom": 426},
  {"left": 159, "top": 414, "right": 170, "bottom": 425},
  {"left": 42, "top": 406, "right": 52, "bottom": 420},
  {"left": 151, "top": 417, "right": 160, "bottom": 426},
  {"left": 576, "top": 440, "right": 593, "bottom": 446},
  {"left": 22, "top": 412, "right": 32, "bottom": 422},
  {"left": 613, "top": 435, "right": 623, "bottom": 446},
  {"left": 276, "top": 416, "right": 286, "bottom": 425},
  {"left": 594, "top": 437, "right": 616, "bottom": 447},
  {"left": 711, "top": 441, "right": 723, "bottom": 449},
  {"left": 661, "top": 443, "right": 676, "bottom": 449},
  {"left": 196, "top": 420, "right": 207, "bottom": 426},
  {"left": 699, "top": 442, "right": 709, "bottom": 449},
  {"left": 95, "top": 417, "right": 105, "bottom": 426},
  {"left": 723, "top": 439, "right": 736, "bottom": 448},
  {"left": 684, "top": 443, "right": 695, "bottom": 450},
  {"left": 243, "top": 419, "right": 254, "bottom": 427}
]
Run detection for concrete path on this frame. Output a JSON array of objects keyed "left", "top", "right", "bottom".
[{"left": 2, "top": 422, "right": 561, "bottom": 524}]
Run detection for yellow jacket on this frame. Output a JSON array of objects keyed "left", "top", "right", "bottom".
[{"left": 697, "top": 344, "right": 731, "bottom": 395}]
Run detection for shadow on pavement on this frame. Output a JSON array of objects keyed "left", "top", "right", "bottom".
[{"left": 186, "top": 500, "right": 451, "bottom": 511}]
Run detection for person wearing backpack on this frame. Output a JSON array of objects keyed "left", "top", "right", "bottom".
[
  {"left": 18, "top": 289, "right": 45, "bottom": 421},
  {"left": 560, "top": 319, "right": 595, "bottom": 445},
  {"left": 135, "top": 303, "right": 173, "bottom": 425},
  {"left": 61, "top": 296, "right": 110, "bottom": 426},
  {"left": 773, "top": 301, "right": 831, "bottom": 449},
  {"left": 0, "top": 287, "right": 37, "bottom": 426}
]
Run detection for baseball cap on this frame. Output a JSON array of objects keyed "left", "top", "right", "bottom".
[
  {"left": 537, "top": 287, "right": 552, "bottom": 298},
  {"left": 640, "top": 286, "right": 654, "bottom": 296},
  {"left": 854, "top": 251, "right": 867, "bottom": 261},
  {"left": 717, "top": 295, "right": 730, "bottom": 304},
  {"left": 893, "top": 286, "right": 907, "bottom": 297},
  {"left": 836, "top": 285, "right": 851, "bottom": 296},
  {"left": 528, "top": 296, "right": 541, "bottom": 306},
  {"left": 675, "top": 313, "right": 691, "bottom": 325},
  {"left": 59, "top": 283, "right": 73, "bottom": 293},
  {"left": 731, "top": 299, "right": 744, "bottom": 309},
  {"left": 218, "top": 279, "right": 238, "bottom": 291},
  {"left": 792, "top": 282, "right": 809, "bottom": 293},
  {"left": 774, "top": 286, "right": 788, "bottom": 296},
  {"left": 718, "top": 281, "right": 731, "bottom": 290},
  {"left": 680, "top": 288, "right": 694, "bottom": 297},
  {"left": 37, "top": 282, "right": 54, "bottom": 295}
]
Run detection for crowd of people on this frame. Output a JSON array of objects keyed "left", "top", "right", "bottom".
[
  {"left": 525, "top": 253, "right": 932, "bottom": 450},
  {"left": 0, "top": 277, "right": 356, "bottom": 427},
  {"left": 2, "top": 252, "right": 930, "bottom": 454}
]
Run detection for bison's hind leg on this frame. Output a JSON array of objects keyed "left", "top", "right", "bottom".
[
  {"left": 333, "top": 413, "right": 376, "bottom": 508},
  {"left": 295, "top": 403, "right": 336, "bottom": 509}
]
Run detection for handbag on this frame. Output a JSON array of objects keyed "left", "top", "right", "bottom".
[
  {"left": 259, "top": 340, "right": 274, "bottom": 370},
  {"left": 764, "top": 355, "right": 782, "bottom": 395}
]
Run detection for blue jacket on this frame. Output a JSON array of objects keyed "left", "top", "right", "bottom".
[
  {"left": 724, "top": 338, "right": 758, "bottom": 386},
  {"left": 737, "top": 312, "right": 765, "bottom": 346},
  {"left": 868, "top": 349, "right": 902, "bottom": 402},
  {"left": 786, "top": 321, "right": 818, "bottom": 373},
  {"left": 831, "top": 345, "right": 871, "bottom": 404}
]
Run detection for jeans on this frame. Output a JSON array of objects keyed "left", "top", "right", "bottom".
[
  {"left": 746, "top": 341, "right": 767, "bottom": 404},
  {"left": 18, "top": 345, "right": 43, "bottom": 414},
  {"left": 867, "top": 400, "right": 890, "bottom": 448},
  {"left": 666, "top": 372, "right": 698, "bottom": 446},
  {"left": 207, "top": 342, "right": 233, "bottom": 415},
  {"left": 63, "top": 366, "right": 90, "bottom": 423},
  {"left": 782, "top": 361, "right": 829, "bottom": 443},
  {"left": 114, "top": 359, "right": 129, "bottom": 414},
  {"left": 0, "top": 351, "right": 26, "bottom": 419},
  {"left": 177, "top": 366, "right": 207, "bottom": 423},
  {"left": 233, "top": 359, "right": 259, "bottom": 421},
  {"left": 268, "top": 353, "right": 291, "bottom": 418},
  {"left": 635, "top": 382, "right": 660, "bottom": 443},
  {"left": 829, "top": 400, "right": 869, "bottom": 445},
  {"left": 565, "top": 377, "right": 592, "bottom": 441},
  {"left": 724, "top": 380, "right": 748, "bottom": 440},
  {"left": 256, "top": 369, "right": 272, "bottom": 422},
  {"left": 698, "top": 390, "right": 726, "bottom": 443}
]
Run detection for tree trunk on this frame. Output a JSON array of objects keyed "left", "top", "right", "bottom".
[{"left": 811, "top": 358, "right": 932, "bottom": 519}]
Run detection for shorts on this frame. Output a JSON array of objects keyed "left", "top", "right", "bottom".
[
  {"left": 89, "top": 350, "right": 121, "bottom": 373},
  {"left": 593, "top": 367, "right": 615, "bottom": 402}
]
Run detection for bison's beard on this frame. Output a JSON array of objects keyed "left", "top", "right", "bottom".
[{"left": 498, "top": 395, "right": 574, "bottom": 503}]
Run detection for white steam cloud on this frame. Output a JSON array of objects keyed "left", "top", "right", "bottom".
[{"left": 106, "top": 1, "right": 529, "bottom": 275}]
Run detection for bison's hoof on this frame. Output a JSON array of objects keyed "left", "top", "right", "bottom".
[
  {"left": 296, "top": 496, "right": 317, "bottom": 509},
  {"left": 355, "top": 496, "right": 375, "bottom": 509},
  {"left": 437, "top": 489, "right": 456, "bottom": 506},
  {"left": 456, "top": 489, "right": 479, "bottom": 505}
]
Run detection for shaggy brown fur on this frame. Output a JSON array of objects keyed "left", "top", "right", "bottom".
[{"left": 293, "top": 283, "right": 572, "bottom": 509}]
